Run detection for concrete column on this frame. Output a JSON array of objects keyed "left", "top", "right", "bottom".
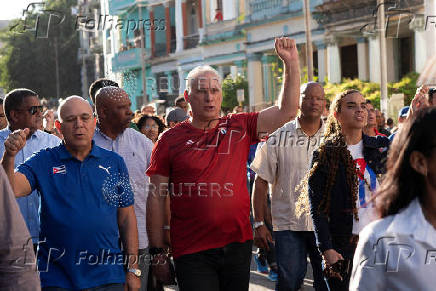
[
  {"left": 230, "top": 66, "right": 238, "bottom": 80},
  {"left": 369, "top": 36, "right": 380, "bottom": 83},
  {"left": 178, "top": 67, "right": 186, "bottom": 94},
  {"left": 149, "top": 6, "right": 155, "bottom": 57},
  {"left": 425, "top": 0, "right": 436, "bottom": 61},
  {"left": 247, "top": 53, "right": 263, "bottom": 111},
  {"left": 175, "top": 0, "right": 185, "bottom": 52},
  {"left": 326, "top": 40, "right": 341, "bottom": 83},
  {"left": 356, "top": 37, "right": 369, "bottom": 81},
  {"left": 315, "top": 41, "right": 326, "bottom": 83},
  {"left": 414, "top": 28, "right": 427, "bottom": 73},
  {"left": 217, "top": 66, "right": 224, "bottom": 80},
  {"left": 234, "top": 60, "right": 246, "bottom": 77},
  {"left": 197, "top": 0, "right": 204, "bottom": 43},
  {"left": 164, "top": 2, "right": 171, "bottom": 54},
  {"left": 166, "top": 71, "right": 173, "bottom": 94},
  {"left": 386, "top": 38, "right": 398, "bottom": 82}
]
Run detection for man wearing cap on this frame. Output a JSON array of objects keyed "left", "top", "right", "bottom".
[
  {"left": 389, "top": 106, "right": 409, "bottom": 142},
  {"left": 93, "top": 87, "right": 154, "bottom": 291},
  {"left": 166, "top": 107, "right": 189, "bottom": 128}
]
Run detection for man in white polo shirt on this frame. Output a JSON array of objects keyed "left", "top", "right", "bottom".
[
  {"left": 93, "top": 86, "right": 154, "bottom": 291},
  {"left": 251, "top": 82, "right": 327, "bottom": 291}
]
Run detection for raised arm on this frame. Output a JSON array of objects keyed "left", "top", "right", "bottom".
[
  {"left": 257, "top": 37, "right": 300, "bottom": 135},
  {"left": 1, "top": 129, "right": 32, "bottom": 197}
]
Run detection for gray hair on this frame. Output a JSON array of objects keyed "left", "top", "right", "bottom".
[{"left": 185, "top": 65, "right": 222, "bottom": 94}]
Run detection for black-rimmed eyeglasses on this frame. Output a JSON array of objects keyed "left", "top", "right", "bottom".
[{"left": 15, "top": 106, "right": 43, "bottom": 115}]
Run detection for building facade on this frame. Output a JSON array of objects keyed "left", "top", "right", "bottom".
[
  {"left": 76, "top": 0, "right": 105, "bottom": 102},
  {"left": 100, "top": 0, "right": 434, "bottom": 111}
]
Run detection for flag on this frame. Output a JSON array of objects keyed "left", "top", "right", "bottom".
[{"left": 52, "top": 165, "right": 66, "bottom": 174}]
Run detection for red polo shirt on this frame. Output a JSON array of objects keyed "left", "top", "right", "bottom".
[{"left": 146, "top": 112, "right": 259, "bottom": 258}]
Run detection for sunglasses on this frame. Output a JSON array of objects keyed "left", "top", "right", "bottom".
[{"left": 16, "top": 106, "right": 44, "bottom": 115}]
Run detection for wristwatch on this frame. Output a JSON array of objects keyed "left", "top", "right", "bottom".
[
  {"left": 149, "top": 247, "right": 165, "bottom": 255},
  {"left": 128, "top": 268, "right": 142, "bottom": 277},
  {"left": 253, "top": 221, "right": 264, "bottom": 229}
]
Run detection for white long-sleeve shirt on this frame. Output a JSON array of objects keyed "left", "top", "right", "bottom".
[{"left": 350, "top": 198, "right": 436, "bottom": 291}]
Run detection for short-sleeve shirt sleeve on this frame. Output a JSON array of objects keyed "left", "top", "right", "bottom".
[
  {"left": 250, "top": 139, "right": 278, "bottom": 184},
  {"left": 146, "top": 135, "right": 171, "bottom": 177},
  {"left": 241, "top": 112, "right": 260, "bottom": 145},
  {"left": 116, "top": 156, "right": 135, "bottom": 208},
  {"left": 16, "top": 151, "right": 42, "bottom": 192}
]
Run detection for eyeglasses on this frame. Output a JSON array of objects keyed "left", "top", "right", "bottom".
[
  {"left": 16, "top": 106, "right": 43, "bottom": 115},
  {"left": 143, "top": 124, "right": 159, "bottom": 129}
]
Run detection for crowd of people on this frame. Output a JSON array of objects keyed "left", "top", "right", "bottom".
[{"left": 0, "top": 36, "right": 435, "bottom": 291}]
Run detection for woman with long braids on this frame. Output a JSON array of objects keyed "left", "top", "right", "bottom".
[
  {"left": 350, "top": 107, "right": 436, "bottom": 290},
  {"left": 298, "top": 89, "right": 389, "bottom": 290}
]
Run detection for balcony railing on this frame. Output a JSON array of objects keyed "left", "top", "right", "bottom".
[
  {"left": 112, "top": 47, "right": 151, "bottom": 72},
  {"left": 154, "top": 43, "right": 167, "bottom": 57},
  {"left": 183, "top": 33, "right": 199, "bottom": 49},
  {"left": 108, "top": 0, "right": 136, "bottom": 15},
  {"left": 248, "top": 0, "right": 323, "bottom": 22},
  {"left": 249, "top": 0, "right": 286, "bottom": 22}
]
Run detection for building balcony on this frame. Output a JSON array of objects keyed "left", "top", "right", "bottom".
[
  {"left": 249, "top": 0, "right": 286, "bottom": 22},
  {"left": 204, "top": 18, "right": 244, "bottom": 44},
  {"left": 184, "top": 33, "right": 199, "bottom": 49},
  {"left": 247, "top": 0, "right": 323, "bottom": 23},
  {"left": 313, "top": 0, "right": 423, "bottom": 26},
  {"left": 108, "top": 0, "right": 136, "bottom": 15},
  {"left": 112, "top": 47, "right": 150, "bottom": 72},
  {"left": 154, "top": 43, "right": 167, "bottom": 57}
]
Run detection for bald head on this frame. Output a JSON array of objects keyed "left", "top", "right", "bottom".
[
  {"left": 58, "top": 96, "right": 92, "bottom": 122},
  {"left": 95, "top": 87, "right": 129, "bottom": 109},
  {"left": 299, "top": 82, "right": 325, "bottom": 118},
  {"left": 94, "top": 86, "right": 133, "bottom": 133},
  {"left": 300, "top": 82, "right": 323, "bottom": 96}
]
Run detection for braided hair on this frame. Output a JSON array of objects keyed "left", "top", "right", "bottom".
[{"left": 296, "top": 89, "right": 360, "bottom": 220}]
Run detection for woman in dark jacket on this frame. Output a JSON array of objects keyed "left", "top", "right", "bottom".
[{"left": 298, "top": 89, "right": 389, "bottom": 290}]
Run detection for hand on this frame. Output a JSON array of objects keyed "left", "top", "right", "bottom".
[
  {"left": 275, "top": 37, "right": 299, "bottom": 64},
  {"left": 253, "top": 225, "right": 273, "bottom": 250},
  {"left": 322, "top": 249, "right": 344, "bottom": 267},
  {"left": 152, "top": 254, "right": 174, "bottom": 285},
  {"left": 4, "top": 128, "right": 29, "bottom": 157},
  {"left": 124, "top": 272, "right": 140, "bottom": 291},
  {"left": 43, "top": 110, "right": 55, "bottom": 131},
  {"left": 409, "top": 85, "right": 429, "bottom": 117}
]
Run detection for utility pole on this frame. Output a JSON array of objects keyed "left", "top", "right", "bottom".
[
  {"left": 303, "top": 0, "right": 313, "bottom": 81},
  {"left": 54, "top": 36, "right": 61, "bottom": 99},
  {"left": 138, "top": 4, "right": 147, "bottom": 105},
  {"left": 378, "top": 0, "right": 388, "bottom": 115}
]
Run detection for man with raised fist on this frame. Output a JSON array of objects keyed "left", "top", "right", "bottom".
[{"left": 146, "top": 37, "right": 301, "bottom": 291}]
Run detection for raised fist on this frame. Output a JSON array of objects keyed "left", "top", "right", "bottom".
[
  {"left": 275, "top": 37, "right": 299, "bottom": 64},
  {"left": 4, "top": 128, "right": 29, "bottom": 157}
]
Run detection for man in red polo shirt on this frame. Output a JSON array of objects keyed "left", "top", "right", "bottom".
[{"left": 146, "top": 37, "right": 300, "bottom": 291}]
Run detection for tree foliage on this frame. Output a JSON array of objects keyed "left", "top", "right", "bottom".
[
  {"left": 222, "top": 75, "right": 249, "bottom": 111},
  {"left": 324, "top": 72, "right": 420, "bottom": 109},
  {"left": 0, "top": 0, "right": 81, "bottom": 99}
]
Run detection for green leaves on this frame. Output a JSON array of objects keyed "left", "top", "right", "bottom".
[
  {"left": 0, "top": 0, "right": 81, "bottom": 99},
  {"left": 221, "top": 75, "right": 249, "bottom": 111}
]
